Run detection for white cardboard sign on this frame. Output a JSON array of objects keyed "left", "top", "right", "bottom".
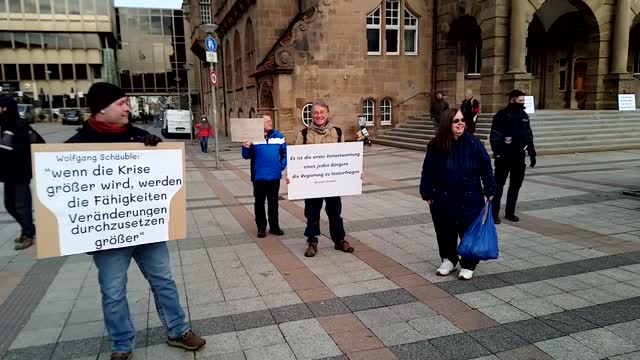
[
  {"left": 287, "top": 142, "right": 363, "bottom": 200},
  {"left": 32, "top": 143, "right": 186, "bottom": 258},
  {"left": 524, "top": 96, "right": 536, "bottom": 114},
  {"left": 618, "top": 94, "right": 637, "bottom": 111}
]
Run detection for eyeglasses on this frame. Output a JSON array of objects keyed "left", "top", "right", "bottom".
[{"left": 453, "top": 118, "right": 463, "bottom": 124}]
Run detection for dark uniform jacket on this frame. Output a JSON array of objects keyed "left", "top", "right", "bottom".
[
  {"left": 0, "top": 106, "right": 45, "bottom": 183},
  {"left": 489, "top": 104, "right": 536, "bottom": 160},
  {"left": 420, "top": 133, "right": 496, "bottom": 224}
]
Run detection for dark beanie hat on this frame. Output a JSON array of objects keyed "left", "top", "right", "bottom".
[
  {"left": 0, "top": 96, "right": 18, "bottom": 115},
  {"left": 87, "top": 82, "right": 127, "bottom": 115}
]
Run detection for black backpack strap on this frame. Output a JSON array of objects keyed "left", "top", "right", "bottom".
[
  {"left": 302, "top": 128, "right": 308, "bottom": 144},
  {"left": 335, "top": 127, "right": 342, "bottom": 142}
]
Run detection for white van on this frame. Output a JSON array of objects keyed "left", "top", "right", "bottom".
[{"left": 161, "top": 110, "right": 192, "bottom": 138}]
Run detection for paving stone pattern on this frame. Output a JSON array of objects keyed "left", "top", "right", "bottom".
[{"left": 1, "top": 125, "right": 640, "bottom": 359}]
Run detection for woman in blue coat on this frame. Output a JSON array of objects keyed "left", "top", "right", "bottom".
[{"left": 420, "top": 108, "right": 496, "bottom": 280}]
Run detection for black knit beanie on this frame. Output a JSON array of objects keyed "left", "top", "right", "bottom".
[{"left": 87, "top": 82, "right": 127, "bottom": 115}]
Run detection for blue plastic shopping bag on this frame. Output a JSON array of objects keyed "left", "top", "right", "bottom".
[{"left": 458, "top": 202, "right": 499, "bottom": 261}]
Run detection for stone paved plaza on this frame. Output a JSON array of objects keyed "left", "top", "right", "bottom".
[{"left": 1, "top": 123, "right": 640, "bottom": 360}]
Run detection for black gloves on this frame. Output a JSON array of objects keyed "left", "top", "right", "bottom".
[
  {"left": 141, "top": 134, "right": 162, "bottom": 146},
  {"left": 530, "top": 156, "right": 536, "bottom": 168}
]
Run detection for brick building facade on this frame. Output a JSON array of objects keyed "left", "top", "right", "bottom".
[{"left": 184, "top": 0, "right": 640, "bottom": 142}]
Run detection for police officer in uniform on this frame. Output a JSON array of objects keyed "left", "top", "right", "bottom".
[{"left": 490, "top": 90, "right": 536, "bottom": 224}]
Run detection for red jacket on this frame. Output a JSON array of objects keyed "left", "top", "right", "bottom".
[{"left": 195, "top": 123, "right": 212, "bottom": 137}]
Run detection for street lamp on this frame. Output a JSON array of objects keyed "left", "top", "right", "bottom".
[
  {"left": 45, "top": 70, "right": 53, "bottom": 120},
  {"left": 183, "top": 63, "right": 193, "bottom": 143},
  {"left": 199, "top": 23, "right": 219, "bottom": 168}
]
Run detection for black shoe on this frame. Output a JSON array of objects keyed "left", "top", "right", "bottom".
[
  {"left": 269, "top": 228, "right": 284, "bottom": 236},
  {"left": 493, "top": 217, "right": 501, "bottom": 225},
  {"left": 257, "top": 230, "right": 266, "bottom": 238},
  {"left": 504, "top": 214, "right": 520, "bottom": 222}
]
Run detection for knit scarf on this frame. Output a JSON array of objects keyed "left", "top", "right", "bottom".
[
  {"left": 309, "top": 121, "right": 333, "bottom": 135},
  {"left": 88, "top": 117, "right": 128, "bottom": 135}
]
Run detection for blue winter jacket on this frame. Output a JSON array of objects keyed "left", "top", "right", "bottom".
[
  {"left": 241, "top": 129, "right": 287, "bottom": 182},
  {"left": 420, "top": 133, "right": 496, "bottom": 224}
]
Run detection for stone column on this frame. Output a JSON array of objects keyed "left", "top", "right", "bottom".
[
  {"left": 611, "top": 0, "right": 631, "bottom": 74},
  {"left": 507, "top": 0, "right": 526, "bottom": 74}
]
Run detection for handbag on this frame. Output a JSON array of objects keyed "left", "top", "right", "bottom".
[{"left": 458, "top": 201, "right": 499, "bottom": 261}]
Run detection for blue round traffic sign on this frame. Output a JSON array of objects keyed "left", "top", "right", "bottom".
[{"left": 205, "top": 36, "right": 217, "bottom": 52}]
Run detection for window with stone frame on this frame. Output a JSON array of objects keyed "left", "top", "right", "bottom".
[
  {"left": 366, "top": 6, "right": 382, "bottom": 55},
  {"left": 362, "top": 99, "right": 376, "bottom": 125},
  {"left": 245, "top": 19, "right": 255, "bottom": 85},
  {"left": 380, "top": 98, "right": 392, "bottom": 125},
  {"left": 367, "top": 1, "right": 419, "bottom": 56},
  {"left": 238, "top": 108, "right": 243, "bottom": 118},
  {"left": 632, "top": 24, "right": 640, "bottom": 74},
  {"left": 302, "top": 103, "right": 313, "bottom": 126},
  {"left": 404, "top": 8, "right": 418, "bottom": 55},
  {"left": 385, "top": 0, "right": 400, "bottom": 55},
  {"left": 234, "top": 31, "right": 242, "bottom": 89},
  {"left": 224, "top": 40, "right": 232, "bottom": 91},
  {"left": 199, "top": 4, "right": 211, "bottom": 24},
  {"left": 249, "top": 108, "right": 255, "bottom": 118}
]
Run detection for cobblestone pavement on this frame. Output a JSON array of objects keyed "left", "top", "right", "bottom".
[{"left": 1, "top": 123, "right": 640, "bottom": 360}]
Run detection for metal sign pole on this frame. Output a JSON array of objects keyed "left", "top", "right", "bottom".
[{"left": 210, "top": 61, "right": 219, "bottom": 168}]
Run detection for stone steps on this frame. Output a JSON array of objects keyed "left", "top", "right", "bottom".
[{"left": 373, "top": 111, "right": 640, "bottom": 155}]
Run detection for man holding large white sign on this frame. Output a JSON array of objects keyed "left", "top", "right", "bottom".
[
  {"left": 46, "top": 82, "right": 205, "bottom": 360},
  {"left": 290, "top": 100, "right": 361, "bottom": 257}
]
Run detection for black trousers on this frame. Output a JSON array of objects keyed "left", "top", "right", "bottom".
[
  {"left": 433, "top": 217, "right": 478, "bottom": 271},
  {"left": 304, "top": 197, "right": 345, "bottom": 244},
  {"left": 4, "top": 182, "right": 35, "bottom": 238},
  {"left": 492, "top": 156, "right": 526, "bottom": 218},
  {"left": 253, "top": 180, "right": 280, "bottom": 231}
]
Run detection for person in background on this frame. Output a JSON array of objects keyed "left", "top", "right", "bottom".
[
  {"left": 293, "top": 100, "right": 355, "bottom": 257},
  {"left": 430, "top": 91, "right": 449, "bottom": 135},
  {"left": 0, "top": 96, "right": 43, "bottom": 250},
  {"left": 490, "top": 89, "right": 536, "bottom": 224},
  {"left": 420, "top": 108, "right": 495, "bottom": 280},
  {"left": 194, "top": 116, "right": 212, "bottom": 153},
  {"left": 242, "top": 114, "right": 287, "bottom": 238},
  {"left": 461, "top": 89, "right": 481, "bottom": 134},
  {"left": 65, "top": 82, "right": 205, "bottom": 360}
]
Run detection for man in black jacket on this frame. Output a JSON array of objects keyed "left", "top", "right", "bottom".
[
  {"left": 490, "top": 89, "right": 536, "bottom": 224},
  {"left": 0, "top": 96, "right": 42, "bottom": 250},
  {"left": 66, "top": 83, "right": 205, "bottom": 360},
  {"left": 429, "top": 91, "right": 449, "bottom": 135}
]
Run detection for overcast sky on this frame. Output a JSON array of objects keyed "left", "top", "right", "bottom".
[{"left": 114, "top": 0, "right": 183, "bottom": 9}]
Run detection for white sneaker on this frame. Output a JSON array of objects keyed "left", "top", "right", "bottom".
[
  {"left": 458, "top": 268, "right": 474, "bottom": 280},
  {"left": 436, "top": 259, "right": 456, "bottom": 276}
]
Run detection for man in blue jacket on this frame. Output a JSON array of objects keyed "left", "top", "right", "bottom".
[{"left": 242, "top": 114, "right": 287, "bottom": 238}]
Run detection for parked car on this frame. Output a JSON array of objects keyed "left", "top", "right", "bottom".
[
  {"left": 17, "top": 104, "right": 34, "bottom": 124},
  {"left": 62, "top": 110, "right": 83, "bottom": 125}
]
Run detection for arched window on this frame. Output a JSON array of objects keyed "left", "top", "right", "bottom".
[
  {"left": 224, "top": 40, "right": 232, "bottom": 89},
  {"left": 249, "top": 108, "right": 256, "bottom": 118},
  {"left": 366, "top": 6, "right": 381, "bottom": 55},
  {"left": 233, "top": 31, "right": 242, "bottom": 89},
  {"left": 229, "top": 108, "right": 234, "bottom": 119},
  {"left": 301, "top": 103, "right": 313, "bottom": 126},
  {"left": 385, "top": 0, "right": 400, "bottom": 55},
  {"left": 362, "top": 99, "right": 375, "bottom": 125},
  {"left": 238, "top": 108, "right": 243, "bottom": 118},
  {"left": 404, "top": 8, "right": 418, "bottom": 55},
  {"left": 245, "top": 19, "right": 255, "bottom": 85},
  {"left": 632, "top": 23, "right": 640, "bottom": 74},
  {"left": 380, "top": 98, "right": 392, "bottom": 125}
]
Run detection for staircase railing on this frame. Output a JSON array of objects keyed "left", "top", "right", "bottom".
[{"left": 396, "top": 91, "right": 429, "bottom": 108}]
